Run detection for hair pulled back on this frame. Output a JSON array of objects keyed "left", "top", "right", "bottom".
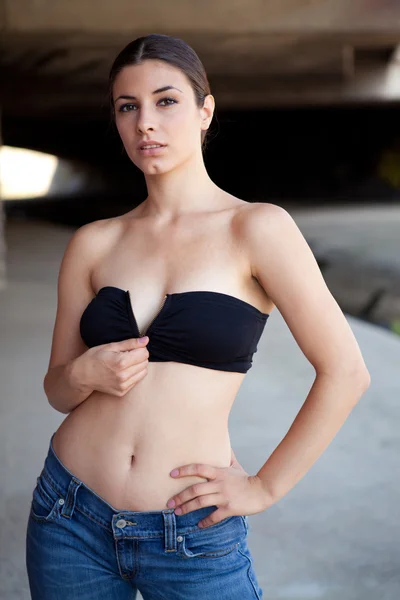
[{"left": 108, "top": 33, "right": 213, "bottom": 152}]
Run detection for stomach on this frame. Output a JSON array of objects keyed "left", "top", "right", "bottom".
[{"left": 52, "top": 361, "right": 245, "bottom": 511}]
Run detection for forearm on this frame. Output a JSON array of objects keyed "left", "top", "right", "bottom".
[
  {"left": 43, "top": 354, "right": 94, "bottom": 414},
  {"left": 256, "top": 369, "right": 370, "bottom": 503}
]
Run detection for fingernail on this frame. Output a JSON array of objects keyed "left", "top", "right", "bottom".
[
  {"left": 139, "top": 336, "right": 148, "bottom": 342},
  {"left": 170, "top": 469, "right": 179, "bottom": 477}
]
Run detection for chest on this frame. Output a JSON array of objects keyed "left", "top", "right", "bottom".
[{"left": 93, "top": 225, "right": 248, "bottom": 333}]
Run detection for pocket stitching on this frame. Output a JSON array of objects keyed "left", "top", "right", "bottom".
[
  {"left": 30, "top": 479, "right": 60, "bottom": 523},
  {"left": 30, "top": 496, "right": 59, "bottom": 523},
  {"left": 36, "top": 483, "right": 55, "bottom": 510},
  {"left": 179, "top": 535, "right": 241, "bottom": 559},
  {"left": 178, "top": 516, "right": 246, "bottom": 559}
]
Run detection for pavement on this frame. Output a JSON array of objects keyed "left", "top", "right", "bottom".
[
  {"left": 290, "top": 202, "right": 400, "bottom": 333},
  {"left": 0, "top": 202, "right": 399, "bottom": 600}
]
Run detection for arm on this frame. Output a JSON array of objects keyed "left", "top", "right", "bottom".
[
  {"left": 242, "top": 203, "right": 371, "bottom": 503},
  {"left": 44, "top": 353, "right": 94, "bottom": 415},
  {"left": 43, "top": 220, "right": 105, "bottom": 414}
]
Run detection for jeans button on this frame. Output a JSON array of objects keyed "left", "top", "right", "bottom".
[
  {"left": 116, "top": 519, "right": 127, "bottom": 528},
  {"left": 58, "top": 498, "right": 65, "bottom": 505},
  {"left": 177, "top": 535, "right": 183, "bottom": 542}
]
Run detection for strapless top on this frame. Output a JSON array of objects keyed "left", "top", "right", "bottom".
[{"left": 79, "top": 286, "right": 269, "bottom": 373}]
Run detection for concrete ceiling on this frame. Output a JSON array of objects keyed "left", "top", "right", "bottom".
[{"left": 1, "top": 0, "right": 400, "bottom": 116}]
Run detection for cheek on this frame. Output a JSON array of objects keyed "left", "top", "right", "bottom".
[
  {"left": 168, "top": 109, "right": 194, "bottom": 135},
  {"left": 115, "top": 118, "right": 130, "bottom": 143}
]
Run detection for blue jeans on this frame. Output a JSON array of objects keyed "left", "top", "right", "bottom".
[{"left": 26, "top": 433, "right": 263, "bottom": 599}]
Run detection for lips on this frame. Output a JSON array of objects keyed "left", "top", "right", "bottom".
[
  {"left": 138, "top": 140, "right": 166, "bottom": 150},
  {"left": 138, "top": 144, "right": 167, "bottom": 157}
]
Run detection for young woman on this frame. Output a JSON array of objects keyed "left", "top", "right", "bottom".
[{"left": 26, "top": 33, "right": 370, "bottom": 599}]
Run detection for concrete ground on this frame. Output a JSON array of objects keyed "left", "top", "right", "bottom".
[
  {"left": 291, "top": 203, "right": 400, "bottom": 332},
  {"left": 0, "top": 203, "right": 399, "bottom": 599}
]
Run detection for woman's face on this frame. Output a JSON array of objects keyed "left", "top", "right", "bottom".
[{"left": 112, "top": 59, "right": 212, "bottom": 174}]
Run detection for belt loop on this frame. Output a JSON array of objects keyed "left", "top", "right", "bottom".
[
  {"left": 60, "top": 477, "right": 82, "bottom": 519},
  {"left": 162, "top": 509, "right": 177, "bottom": 552}
]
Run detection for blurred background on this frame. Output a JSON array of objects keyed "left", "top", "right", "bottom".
[{"left": 0, "top": 1, "right": 399, "bottom": 599}]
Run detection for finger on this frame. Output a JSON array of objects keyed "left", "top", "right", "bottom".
[
  {"left": 170, "top": 463, "right": 217, "bottom": 481},
  {"left": 124, "top": 367, "right": 148, "bottom": 388},
  {"left": 109, "top": 336, "right": 149, "bottom": 352},
  {"left": 197, "top": 507, "right": 230, "bottom": 529},
  {"left": 119, "top": 359, "right": 149, "bottom": 380},
  {"left": 173, "top": 492, "right": 221, "bottom": 518},
  {"left": 116, "top": 367, "right": 148, "bottom": 395},
  {"left": 167, "top": 481, "right": 217, "bottom": 509},
  {"left": 116, "top": 348, "right": 149, "bottom": 370}
]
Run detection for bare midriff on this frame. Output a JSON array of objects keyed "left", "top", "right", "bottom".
[
  {"left": 52, "top": 360, "right": 245, "bottom": 511},
  {"left": 51, "top": 197, "right": 274, "bottom": 513}
]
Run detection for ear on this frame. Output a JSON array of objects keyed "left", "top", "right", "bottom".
[{"left": 200, "top": 94, "right": 215, "bottom": 131}]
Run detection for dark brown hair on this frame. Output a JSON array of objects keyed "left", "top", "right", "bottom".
[{"left": 108, "top": 33, "right": 214, "bottom": 152}]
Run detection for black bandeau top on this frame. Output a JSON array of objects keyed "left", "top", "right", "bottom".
[{"left": 80, "top": 286, "right": 269, "bottom": 373}]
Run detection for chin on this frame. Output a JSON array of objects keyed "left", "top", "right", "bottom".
[{"left": 141, "top": 161, "right": 173, "bottom": 175}]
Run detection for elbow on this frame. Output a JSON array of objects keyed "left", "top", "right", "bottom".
[
  {"left": 348, "top": 362, "right": 371, "bottom": 391},
  {"left": 43, "top": 372, "right": 56, "bottom": 406},
  {"left": 46, "top": 396, "right": 71, "bottom": 415},
  {"left": 43, "top": 371, "right": 68, "bottom": 415},
  {"left": 317, "top": 363, "right": 371, "bottom": 391},
  {"left": 360, "top": 368, "right": 371, "bottom": 390},
  {"left": 43, "top": 371, "right": 51, "bottom": 402},
  {"left": 350, "top": 368, "right": 371, "bottom": 406}
]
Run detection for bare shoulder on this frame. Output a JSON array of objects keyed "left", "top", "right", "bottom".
[
  {"left": 233, "top": 200, "right": 290, "bottom": 231},
  {"left": 231, "top": 200, "right": 290, "bottom": 261},
  {"left": 70, "top": 215, "right": 123, "bottom": 248},
  {"left": 233, "top": 199, "right": 315, "bottom": 297},
  {"left": 234, "top": 201, "right": 370, "bottom": 378},
  {"left": 65, "top": 215, "right": 124, "bottom": 278},
  {"left": 46, "top": 215, "right": 125, "bottom": 372}
]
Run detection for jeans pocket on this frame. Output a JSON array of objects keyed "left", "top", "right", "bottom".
[
  {"left": 177, "top": 515, "right": 246, "bottom": 559},
  {"left": 29, "top": 474, "right": 62, "bottom": 523}
]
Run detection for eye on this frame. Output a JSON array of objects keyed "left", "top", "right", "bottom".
[
  {"left": 159, "top": 97, "right": 177, "bottom": 107},
  {"left": 118, "top": 97, "right": 178, "bottom": 112},
  {"left": 118, "top": 103, "right": 135, "bottom": 113}
]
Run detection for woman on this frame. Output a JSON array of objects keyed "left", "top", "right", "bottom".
[{"left": 26, "top": 33, "right": 371, "bottom": 599}]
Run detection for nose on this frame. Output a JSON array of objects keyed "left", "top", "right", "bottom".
[
  {"left": 136, "top": 107, "right": 155, "bottom": 135},
  {"left": 137, "top": 122, "right": 154, "bottom": 134}
]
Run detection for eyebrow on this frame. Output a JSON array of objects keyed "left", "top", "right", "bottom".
[{"left": 115, "top": 85, "right": 183, "bottom": 102}]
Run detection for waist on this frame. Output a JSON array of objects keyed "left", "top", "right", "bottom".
[
  {"left": 52, "top": 368, "right": 236, "bottom": 510},
  {"left": 40, "top": 433, "right": 226, "bottom": 529},
  {"left": 63, "top": 360, "right": 242, "bottom": 438},
  {"left": 52, "top": 424, "right": 232, "bottom": 511}
]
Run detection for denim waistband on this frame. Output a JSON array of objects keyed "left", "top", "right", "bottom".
[{"left": 40, "top": 432, "right": 222, "bottom": 537}]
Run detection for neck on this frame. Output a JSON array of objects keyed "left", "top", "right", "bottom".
[{"left": 140, "top": 149, "right": 220, "bottom": 220}]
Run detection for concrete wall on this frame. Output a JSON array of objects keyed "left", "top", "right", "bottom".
[{"left": 2, "top": 0, "right": 400, "bottom": 33}]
